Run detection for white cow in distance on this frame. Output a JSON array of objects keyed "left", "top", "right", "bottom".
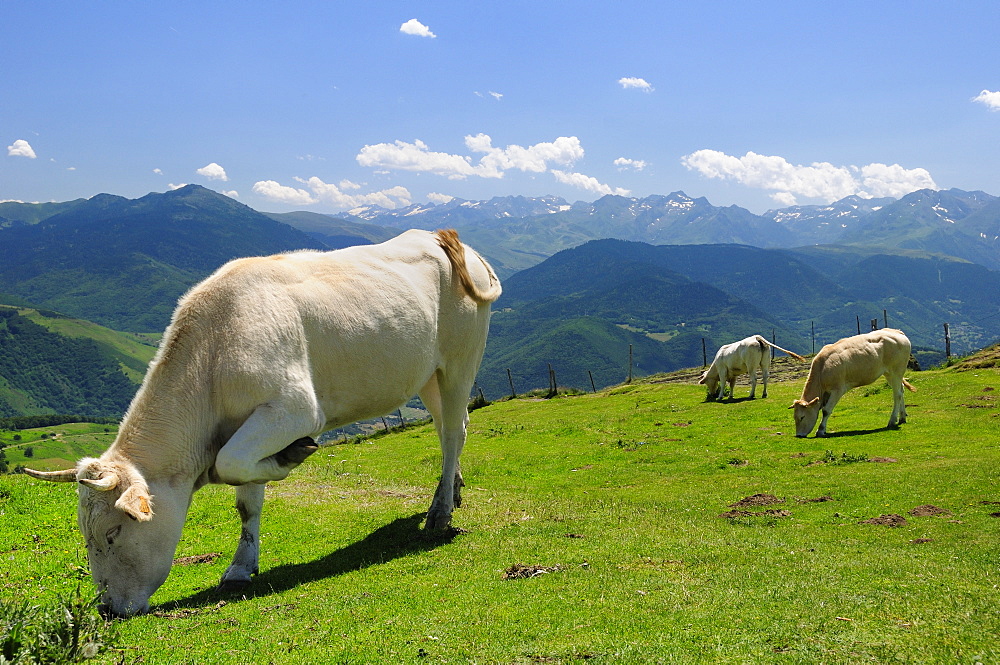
[
  {"left": 700, "top": 335, "right": 805, "bottom": 401},
  {"left": 26, "top": 228, "right": 501, "bottom": 618},
  {"left": 790, "top": 328, "right": 915, "bottom": 437}
]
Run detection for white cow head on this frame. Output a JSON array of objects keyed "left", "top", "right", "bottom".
[
  {"left": 698, "top": 370, "right": 719, "bottom": 398},
  {"left": 26, "top": 457, "right": 188, "bottom": 617},
  {"left": 789, "top": 397, "right": 821, "bottom": 437}
]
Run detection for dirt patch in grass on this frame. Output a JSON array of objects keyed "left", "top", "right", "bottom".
[
  {"left": 860, "top": 514, "right": 908, "bottom": 527},
  {"left": 869, "top": 456, "right": 898, "bottom": 463},
  {"left": 797, "top": 495, "right": 834, "bottom": 503},
  {"left": 502, "top": 564, "right": 562, "bottom": 580},
  {"left": 153, "top": 601, "right": 227, "bottom": 619},
  {"left": 909, "top": 504, "right": 952, "bottom": 517},
  {"left": 173, "top": 553, "right": 221, "bottom": 566},
  {"left": 910, "top": 538, "right": 934, "bottom": 544},
  {"left": 730, "top": 493, "right": 784, "bottom": 507},
  {"left": 719, "top": 508, "right": 792, "bottom": 519}
]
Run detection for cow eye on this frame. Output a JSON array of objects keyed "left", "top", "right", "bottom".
[{"left": 106, "top": 525, "right": 122, "bottom": 545}]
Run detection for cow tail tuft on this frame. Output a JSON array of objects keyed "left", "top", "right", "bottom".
[{"left": 435, "top": 229, "right": 502, "bottom": 304}]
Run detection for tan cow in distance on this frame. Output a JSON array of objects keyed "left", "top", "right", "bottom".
[
  {"left": 26, "top": 229, "right": 501, "bottom": 617},
  {"left": 699, "top": 334, "right": 805, "bottom": 401},
  {"left": 790, "top": 328, "right": 915, "bottom": 437}
]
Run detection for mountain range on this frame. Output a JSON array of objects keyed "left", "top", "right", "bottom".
[
  {"left": 345, "top": 188, "right": 1000, "bottom": 275},
  {"left": 1, "top": 184, "right": 999, "bottom": 412}
]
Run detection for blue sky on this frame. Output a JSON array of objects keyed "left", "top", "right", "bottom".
[{"left": 3, "top": 1, "right": 999, "bottom": 214}]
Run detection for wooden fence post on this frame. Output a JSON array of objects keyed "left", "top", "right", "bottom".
[
  {"left": 627, "top": 344, "right": 633, "bottom": 384},
  {"left": 944, "top": 323, "right": 951, "bottom": 358},
  {"left": 883, "top": 309, "right": 888, "bottom": 328},
  {"left": 702, "top": 338, "right": 707, "bottom": 368},
  {"left": 507, "top": 368, "right": 516, "bottom": 399},
  {"left": 589, "top": 370, "right": 597, "bottom": 393},
  {"left": 856, "top": 315, "right": 861, "bottom": 335},
  {"left": 811, "top": 321, "right": 815, "bottom": 355},
  {"left": 870, "top": 318, "right": 878, "bottom": 331}
]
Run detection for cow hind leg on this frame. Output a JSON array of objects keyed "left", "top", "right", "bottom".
[
  {"left": 219, "top": 483, "right": 265, "bottom": 591},
  {"left": 887, "top": 374, "right": 907, "bottom": 427},
  {"left": 420, "top": 372, "right": 469, "bottom": 531}
]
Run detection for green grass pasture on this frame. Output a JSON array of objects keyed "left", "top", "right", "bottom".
[{"left": 1, "top": 364, "right": 998, "bottom": 663}]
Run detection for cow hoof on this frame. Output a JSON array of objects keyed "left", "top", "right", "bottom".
[
  {"left": 424, "top": 510, "right": 453, "bottom": 532},
  {"left": 217, "top": 577, "right": 252, "bottom": 593},
  {"left": 276, "top": 437, "right": 319, "bottom": 467}
]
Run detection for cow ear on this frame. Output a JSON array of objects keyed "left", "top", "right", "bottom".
[{"left": 116, "top": 485, "right": 154, "bottom": 522}]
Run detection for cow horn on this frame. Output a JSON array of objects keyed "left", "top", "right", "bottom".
[
  {"left": 23, "top": 467, "right": 78, "bottom": 482},
  {"left": 79, "top": 473, "right": 120, "bottom": 492}
]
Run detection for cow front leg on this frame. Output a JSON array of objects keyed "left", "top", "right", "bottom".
[
  {"left": 220, "top": 482, "right": 265, "bottom": 591},
  {"left": 214, "top": 399, "right": 323, "bottom": 485},
  {"left": 815, "top": 390, "right": 843, "bottom": 437}
]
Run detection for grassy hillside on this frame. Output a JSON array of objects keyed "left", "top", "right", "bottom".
[
  {"left": 16, "top": 307, "right": 158, "bottom": 383},
  {"left": 0, "top": 421, "right": 116, "bottom": 473},
  {"left": 0, "top": 308, "right": 145, "bottom": 418},
  {"left": 2, "top": 355, "right": 998, "bottom": 662}
]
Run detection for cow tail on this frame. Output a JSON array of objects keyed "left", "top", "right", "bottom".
[
  {"left": 756, "top": 334, "right": 806, "bottom": 361},
  {"left": 435, "top": 229, "right": 502, "bottom": 304}
]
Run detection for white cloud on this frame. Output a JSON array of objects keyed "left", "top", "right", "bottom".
[
  {"left": 972, "top": 89, "right": 1000, "bottom": 111},
  {"left": 358, "top": 139, "right": 479, "bottom": 179},
  {"left": 551, "top": 170, "right": 630, "bottom": 197},
  {"left": 857, "top": 162, "right": 937, "bottom": 198},
  {"left": 196, "top": 162, "right": 229, "bottom": 181},
  {"left": 400, "top": 18, "right": 436, "bottom": 38},
  {"left": 222, "top": 190, "right": 239, "bottom": 198},
  {"left": 428, "top": 192, "right": 454, "bottom": 204},
  {"left": 7, "top": 139, "right": 36, "bottom": 158},
  {"left": 681, "top": 149, "right": 937, "bottom": 205},
  {"left": 614, "top": 157, "right": 647, "bottom": 171},
  {"left": 618, "top": 77, "right": 653, "bottom": 92},
  {"left": 770, "top": 191, "right": 798, "bottom": 207},
  {"left": 168, "top": 183, "right": 188, "bottom": 190},
  {"left": 252, "top": 177, "right": 412, "bottom": 210},
  {"left": 153, "top": 168, "right": 163, "bottom": 175},
  {"left": 489, "top": 91, "right": 503, "bottom": 101},
  {"left": 357, "top": 134, "right": 585, "bottom": 181},
  {"left": 252, "top": 180, "right": 316, "bottom": 205},
  {"left": 300, "top": 177, "right": 412, "bottom": 209}
]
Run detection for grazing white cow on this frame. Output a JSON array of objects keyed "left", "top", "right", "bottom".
[
  {"left": 25, "top": 229, "right": 501, "bottom": 618},
  {"left": 699, "top": 335, "right": 804, "bottom": 400},
  {"left": 790, "top": 328, "right": 915, "bottom": 437}
]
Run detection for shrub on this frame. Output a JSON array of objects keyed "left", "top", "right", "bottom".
[{"left": 0, "top": 587, "right": 115, "bottom": 663}]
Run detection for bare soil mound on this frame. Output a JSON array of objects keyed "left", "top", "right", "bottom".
[
  {"left": 908, "top": 504, "right": 952, "bottom": 517},
  {"left": 859, "top": 514, "right": 907, "bottom": 527}
]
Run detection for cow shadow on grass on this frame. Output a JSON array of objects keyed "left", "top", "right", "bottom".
[
  {"left": 153, "top": 511, "right": 459, "bottom": 615},
  {"left": 816, "top": 426, "right": 897, "bottom": 438}
]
